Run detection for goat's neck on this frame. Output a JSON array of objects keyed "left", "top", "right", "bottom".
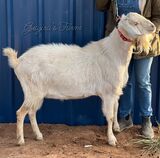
[{"left": 103, "top": 28, "right": 134, "bottom": 66}]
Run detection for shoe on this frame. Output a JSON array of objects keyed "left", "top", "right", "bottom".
[
  {"left": 141, "top": 116, "right": 154, "bottom": 139},
  {"left": 119, "top": 114, "right": 133, "bottom": 132}
]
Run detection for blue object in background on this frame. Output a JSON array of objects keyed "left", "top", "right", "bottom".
[{"left": 0, "top": 0, "right": 160, "bottom": 125}]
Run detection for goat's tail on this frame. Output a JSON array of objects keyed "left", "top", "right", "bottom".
[{"left": 3, "top": 48, "right": 19, "bottom": 69}]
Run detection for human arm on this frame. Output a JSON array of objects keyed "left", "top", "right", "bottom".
[
  {"left": 96, "top": 0, "right": 111, "bottom": 11},
  {"left": 134, "top": 0, "right": 160, "bottom": 57},
  {"left": 150, "top": 0, "right": 160, "bottom": 33}
]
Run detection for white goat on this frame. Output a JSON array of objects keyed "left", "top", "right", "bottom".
[{"left": 3, "top": 13, "right": 155, "bottom": 146}]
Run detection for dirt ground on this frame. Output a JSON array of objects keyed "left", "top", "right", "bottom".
[{"left": 0, "top": 124, "right": 160, "bottom": 158}]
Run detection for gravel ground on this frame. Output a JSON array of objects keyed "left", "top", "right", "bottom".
[{"left": 0, "top": 124, "right": 159, "bottom": 158}]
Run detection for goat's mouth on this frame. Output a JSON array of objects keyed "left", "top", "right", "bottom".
[{"left": 149, "top": 29, "right": 156, "bottom": 33}]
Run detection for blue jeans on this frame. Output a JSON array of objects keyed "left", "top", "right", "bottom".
[{"left": 119, "top": 57, "right": 153, "bottom": 118}]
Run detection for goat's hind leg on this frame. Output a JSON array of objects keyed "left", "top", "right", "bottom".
[
  {"left": 16, "top": 102, "right": 29, "bottom": 145},
  {"left": 28, "top": 100, "right": 43, "bottom": 141},
  {"left": 16, "top": 98, "right": 43, "bottom": 145}
]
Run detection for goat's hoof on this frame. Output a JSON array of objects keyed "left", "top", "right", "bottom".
[
  {"left": 108, "top": 136, "right": 117, "bottom": 146},
  {"left": 17, "top": 139, "right": 25, "bottom": 146},
  {"left": 36, "top": 133, "right": 43, "bottom": 141},
  {"left": 113, "top": 126, "right": 120, "bottom": 133}
]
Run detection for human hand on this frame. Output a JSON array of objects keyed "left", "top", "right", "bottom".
[{"left": 135, "top": 33, "right": 155, "bottom": 55}]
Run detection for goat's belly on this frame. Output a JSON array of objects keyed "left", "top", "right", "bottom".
[
  {"left": 45, "top": 89, "right": 94, "bottom": 100},
  {"left": 40, "top": 70, "right": 98, "bottom": 100}
]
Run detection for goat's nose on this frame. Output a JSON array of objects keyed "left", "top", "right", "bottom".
[
  {"left": 151, "top": 24, "right": 156, "bottom": 32},
  {"left": 151, "top": 24, "right": 155, "bottom": 28}
]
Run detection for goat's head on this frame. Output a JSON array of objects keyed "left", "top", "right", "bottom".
[{"left": 118, "top": 12, "right": 156, "bottom": 40}]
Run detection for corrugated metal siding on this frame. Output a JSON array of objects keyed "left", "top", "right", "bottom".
[{"left": 0, "top": 0, "right": 160, "bottom": 125}]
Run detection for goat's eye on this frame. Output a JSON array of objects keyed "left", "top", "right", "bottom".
[{"left": 134, "top": 22, "right": 139, "bottom": 25}]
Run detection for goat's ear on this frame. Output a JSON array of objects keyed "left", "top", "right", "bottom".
[{"left": 121, "top": 14, "right": 127, "bottom": 20}]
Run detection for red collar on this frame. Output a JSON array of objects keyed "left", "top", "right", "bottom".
[{"left": 117, "top": 29, "right": 133, "bottom": 43}]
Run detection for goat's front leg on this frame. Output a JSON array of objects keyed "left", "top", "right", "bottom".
[
  {"left": 113, "top": 100, "right": 120, "bottom": 132},
  {"left": 102, "top": 94, "right": 117, "bottom": 146},
  {"left": 16, "top": 104, "right": 29, "bottom": 145}
]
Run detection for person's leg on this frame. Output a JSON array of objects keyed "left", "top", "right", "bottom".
[
  {"left": 134, "top": 57, "right": 154, "bottom": 138},
  {"left": 134, "top": 57, "right": 153, "bottom": 117},
  {"left": 118, "top": 59, "right": 134, "bottom": 131}
]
